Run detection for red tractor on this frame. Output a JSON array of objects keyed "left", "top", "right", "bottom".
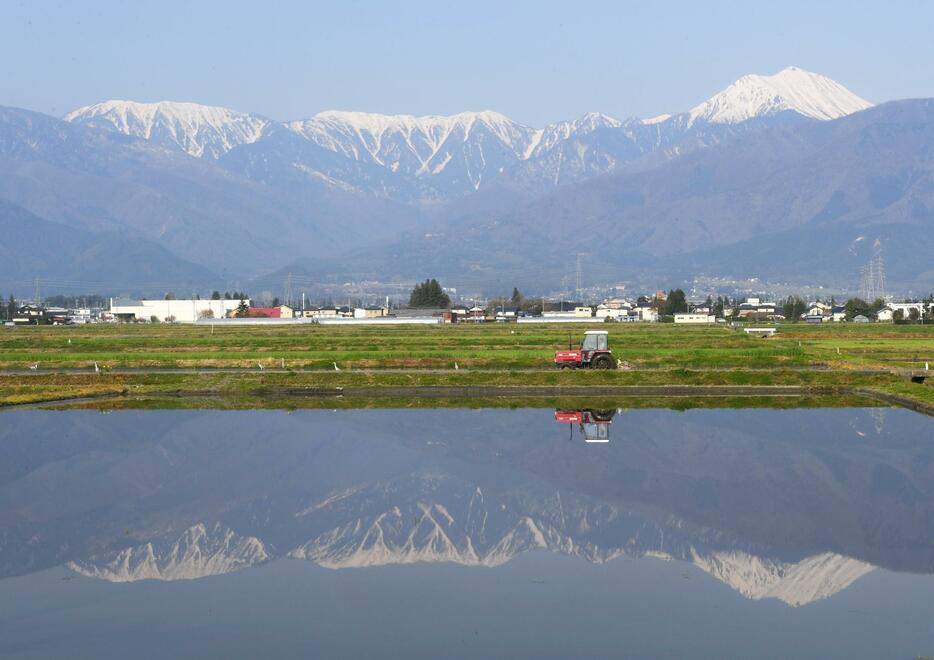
[
  {"left": 554, "top": 330, "right": 616, "bottom": 369},
  {"left": 554, "top": 409, "right": 617, "bottom": 443}
]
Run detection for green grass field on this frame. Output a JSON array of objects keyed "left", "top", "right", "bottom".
[{"left": 0, "top": 322, "right": 931, "bottom": 409}]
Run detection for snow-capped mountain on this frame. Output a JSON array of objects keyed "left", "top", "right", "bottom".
[
  {"left": 63, "top": 67, "right": 872, "bottom": 202},
  {"left": 65, "top": 100, "right": 271, "bottom": 159},
  {"left": 690, "top": 549, "right": 874, "bottom": 607},
  {"left": 288, "top": 110, "right": 536, "bottom": 182},
  {"left": 689, "top": 67, "right": 872, "bottom": 125},
  {"left": 286, "top": 496, "right": 873, "bottom": 606},
  {"left": 66, "top": 523, "right": 269, "bottom": 582},
  {"left": 64, "top": 492, "right": 873, "bottom": 607}
]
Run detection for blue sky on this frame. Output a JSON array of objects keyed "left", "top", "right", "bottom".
[{"left": 2, "top": 0, "right": 933, "bottom": 126}]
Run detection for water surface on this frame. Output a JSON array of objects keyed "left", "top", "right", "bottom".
[{"left": 1, "top": 407, "right": 932, "bottom": 659}]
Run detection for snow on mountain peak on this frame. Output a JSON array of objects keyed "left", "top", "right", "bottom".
[
  {"left": 690, "top": 548, "right": 875, "bottom": 606},
  {"left": 688, "top": 66, "right": 872, "bottom": 125},
  {"left": 64, "top": 99, "right": 270, "bottom": 158},
  {"left": 641, "top": 113, "right": 672, "bottom": 125},
  {"left": 287, "top": 109, "right": 537, "bottom": 183},
  {"left": 67, "top": 523, "right": 269, "bottom": 582}
]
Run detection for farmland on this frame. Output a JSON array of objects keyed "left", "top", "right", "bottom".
[{"left": 0, "top": 322, "right": 931, "bottom": 410}]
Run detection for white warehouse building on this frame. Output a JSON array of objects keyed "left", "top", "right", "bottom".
[
  {"left": 674, "top": 313, "right": 716, "bottom": 324},
  {"left": 110, "top": 298, "right": 247, "bottom": 323}
]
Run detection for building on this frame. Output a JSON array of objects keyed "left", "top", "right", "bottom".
[
  {"left": 302, "top": 307, "right": 339, "bottom": 319},
  {"left": 574, "top": 306, "right": 594, "bottom": 318},
  {"left": 876, "top": 307, "right": 895, "bottom": 322},
  {"left": 602, "top": 298, "right": 630, "bottom": 310},
  {"left": 110, "top": 298, "right": 246, "bottom": 323},
  {"left": 246, "top": 307, "right": 282, "bottom": 318},
  {"left": 595, "top": 305, "right": 629, "bottom": 321},
  {"left": 353, "top": 306, "right": 388, "bottom": 319},
  {"left": 806, "top": 302, "right": 831, "bottom": 317},
  {"left": 674, "top": 313, "right": 716, "bottom": 324},
  {"left": 888, "top": 302, "right": 930, "bottom": 320},
  {"left": 633, "top": 306, "right": 658, "bottom": 322},
  {"left": 495, "top": 306, "right": 521, "bottom": 321},
  {"left": 12, "top": 304, "right": 47, "bottom": 325},
  {"left": 737, "top": 298, "right": 777, "bottom": 319}
]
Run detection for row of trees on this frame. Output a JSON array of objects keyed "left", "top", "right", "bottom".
[{"left": 164, "top": 291, "right": 248, "bottom": 301}]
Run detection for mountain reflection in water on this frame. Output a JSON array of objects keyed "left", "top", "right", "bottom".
[{"left": 1, "top": 407, "right": 933, "bottom": 610}]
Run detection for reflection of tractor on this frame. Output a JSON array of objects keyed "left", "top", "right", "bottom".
[
  {"left": 554, "top": 409, "right": 617, "bottom": 443},
  {"left": 554, "top": 330, "right": 616, "bottom": 369}
]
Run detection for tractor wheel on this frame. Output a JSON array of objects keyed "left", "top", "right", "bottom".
[
  {"left": 591, "top": 355, "right": 614, "bottom": 370},
  {"left": 590, "top": 409, "right": 615, "bottom": 422}
]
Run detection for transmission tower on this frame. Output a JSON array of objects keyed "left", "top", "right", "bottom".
[
  {"left": 575, "top": 253, "right": 586, "bottom": 301},
  {"left": 859, "top": 254, "right": 887, "bottom": 302},
  {"left": 284, "top": 272, "right": 294, "bottom": 308}
]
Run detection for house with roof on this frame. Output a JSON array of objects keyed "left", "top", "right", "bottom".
[
  {"left": 736, "top": 298, "right": 777, "bottom": 319},
  {"left": 13, "top": 304, "right": 47, "bottom": 325},
  {"left": 353, "top": 306, "right": 388, "bottom": 319},
  {"left": 302, "top": 307, "right": 339, "bottom": 319},
  {"left": 245, "top": 305, "right": 293, "bottom": 319}
]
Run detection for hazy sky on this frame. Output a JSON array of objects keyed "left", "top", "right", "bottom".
[{"left": 2, "top": 0, "right": 933, "bottom": 126}]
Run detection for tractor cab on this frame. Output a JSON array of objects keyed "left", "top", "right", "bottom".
[
  {"left": 554, "top": 409, "right": 617, "bottom": 443},
  {"left": 554, "top": 330, "right": 616, "bottom": 369}
]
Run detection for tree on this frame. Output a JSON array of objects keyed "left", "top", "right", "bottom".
[
  {"left": 409, "top": 279, "right": 450, "bottom": 308},
  {"left": 844, "top": 297, "right": 871, "bottom": 320},
  {"left": 272, "top": 296, "right": 281, "bottom": 307},
  {"left": 712, "top": 296, "right": 725, "bottom": 318},
  {"left": 511, "top": 287, "right": 523, "bottom": 307},
  {"left": 199, "top": 309, "right": 215, "bottom": 319},
  {"left": 6, "top": 295, "right": 15, "bottom": 321},
  {"left": 211, "top": 291, "right": 221, "bottom": 300},
  {"left": 164, "top": 292, "right": 176, "bottom": 300},
  {"left": 909, "top": 308, "right": 920, "bottom": 322},
  {"left": 235, "top": 299, "right": 249, "bottom": 317},
  {"left": 663, "top": 289, "right": 687, "bottom": 315},
  {"left": 783, "top": 295, "right": 807, "bottom": 322}
]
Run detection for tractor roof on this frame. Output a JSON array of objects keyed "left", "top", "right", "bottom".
[{"left": 584, "top": 330, "right": 608, "bottom": 335}]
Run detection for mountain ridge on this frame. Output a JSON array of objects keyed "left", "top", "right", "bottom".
[{"left": 64, "top": 67, "right": 873, "bottom": 203}]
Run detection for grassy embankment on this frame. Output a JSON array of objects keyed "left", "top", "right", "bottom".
[{"left": 0, "top": 322, "right": 931, "bottom": 410}]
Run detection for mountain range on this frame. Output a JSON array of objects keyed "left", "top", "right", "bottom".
[
  {"left": 0, "top": 410, "right": 934, "bottom": 605},
  {"left": 5, "top": 407, "right": 932, "bottom": 607},
  {"left": 3, "top": 66, "right": 932, "bottom": 295}
]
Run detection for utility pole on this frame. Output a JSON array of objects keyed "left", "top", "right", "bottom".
[
  {"left": 34, "top": 278, "right": 40, "bottom": 305},
  {"left": 285, "top": 272, "right": 294, "bottom": 308}
]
